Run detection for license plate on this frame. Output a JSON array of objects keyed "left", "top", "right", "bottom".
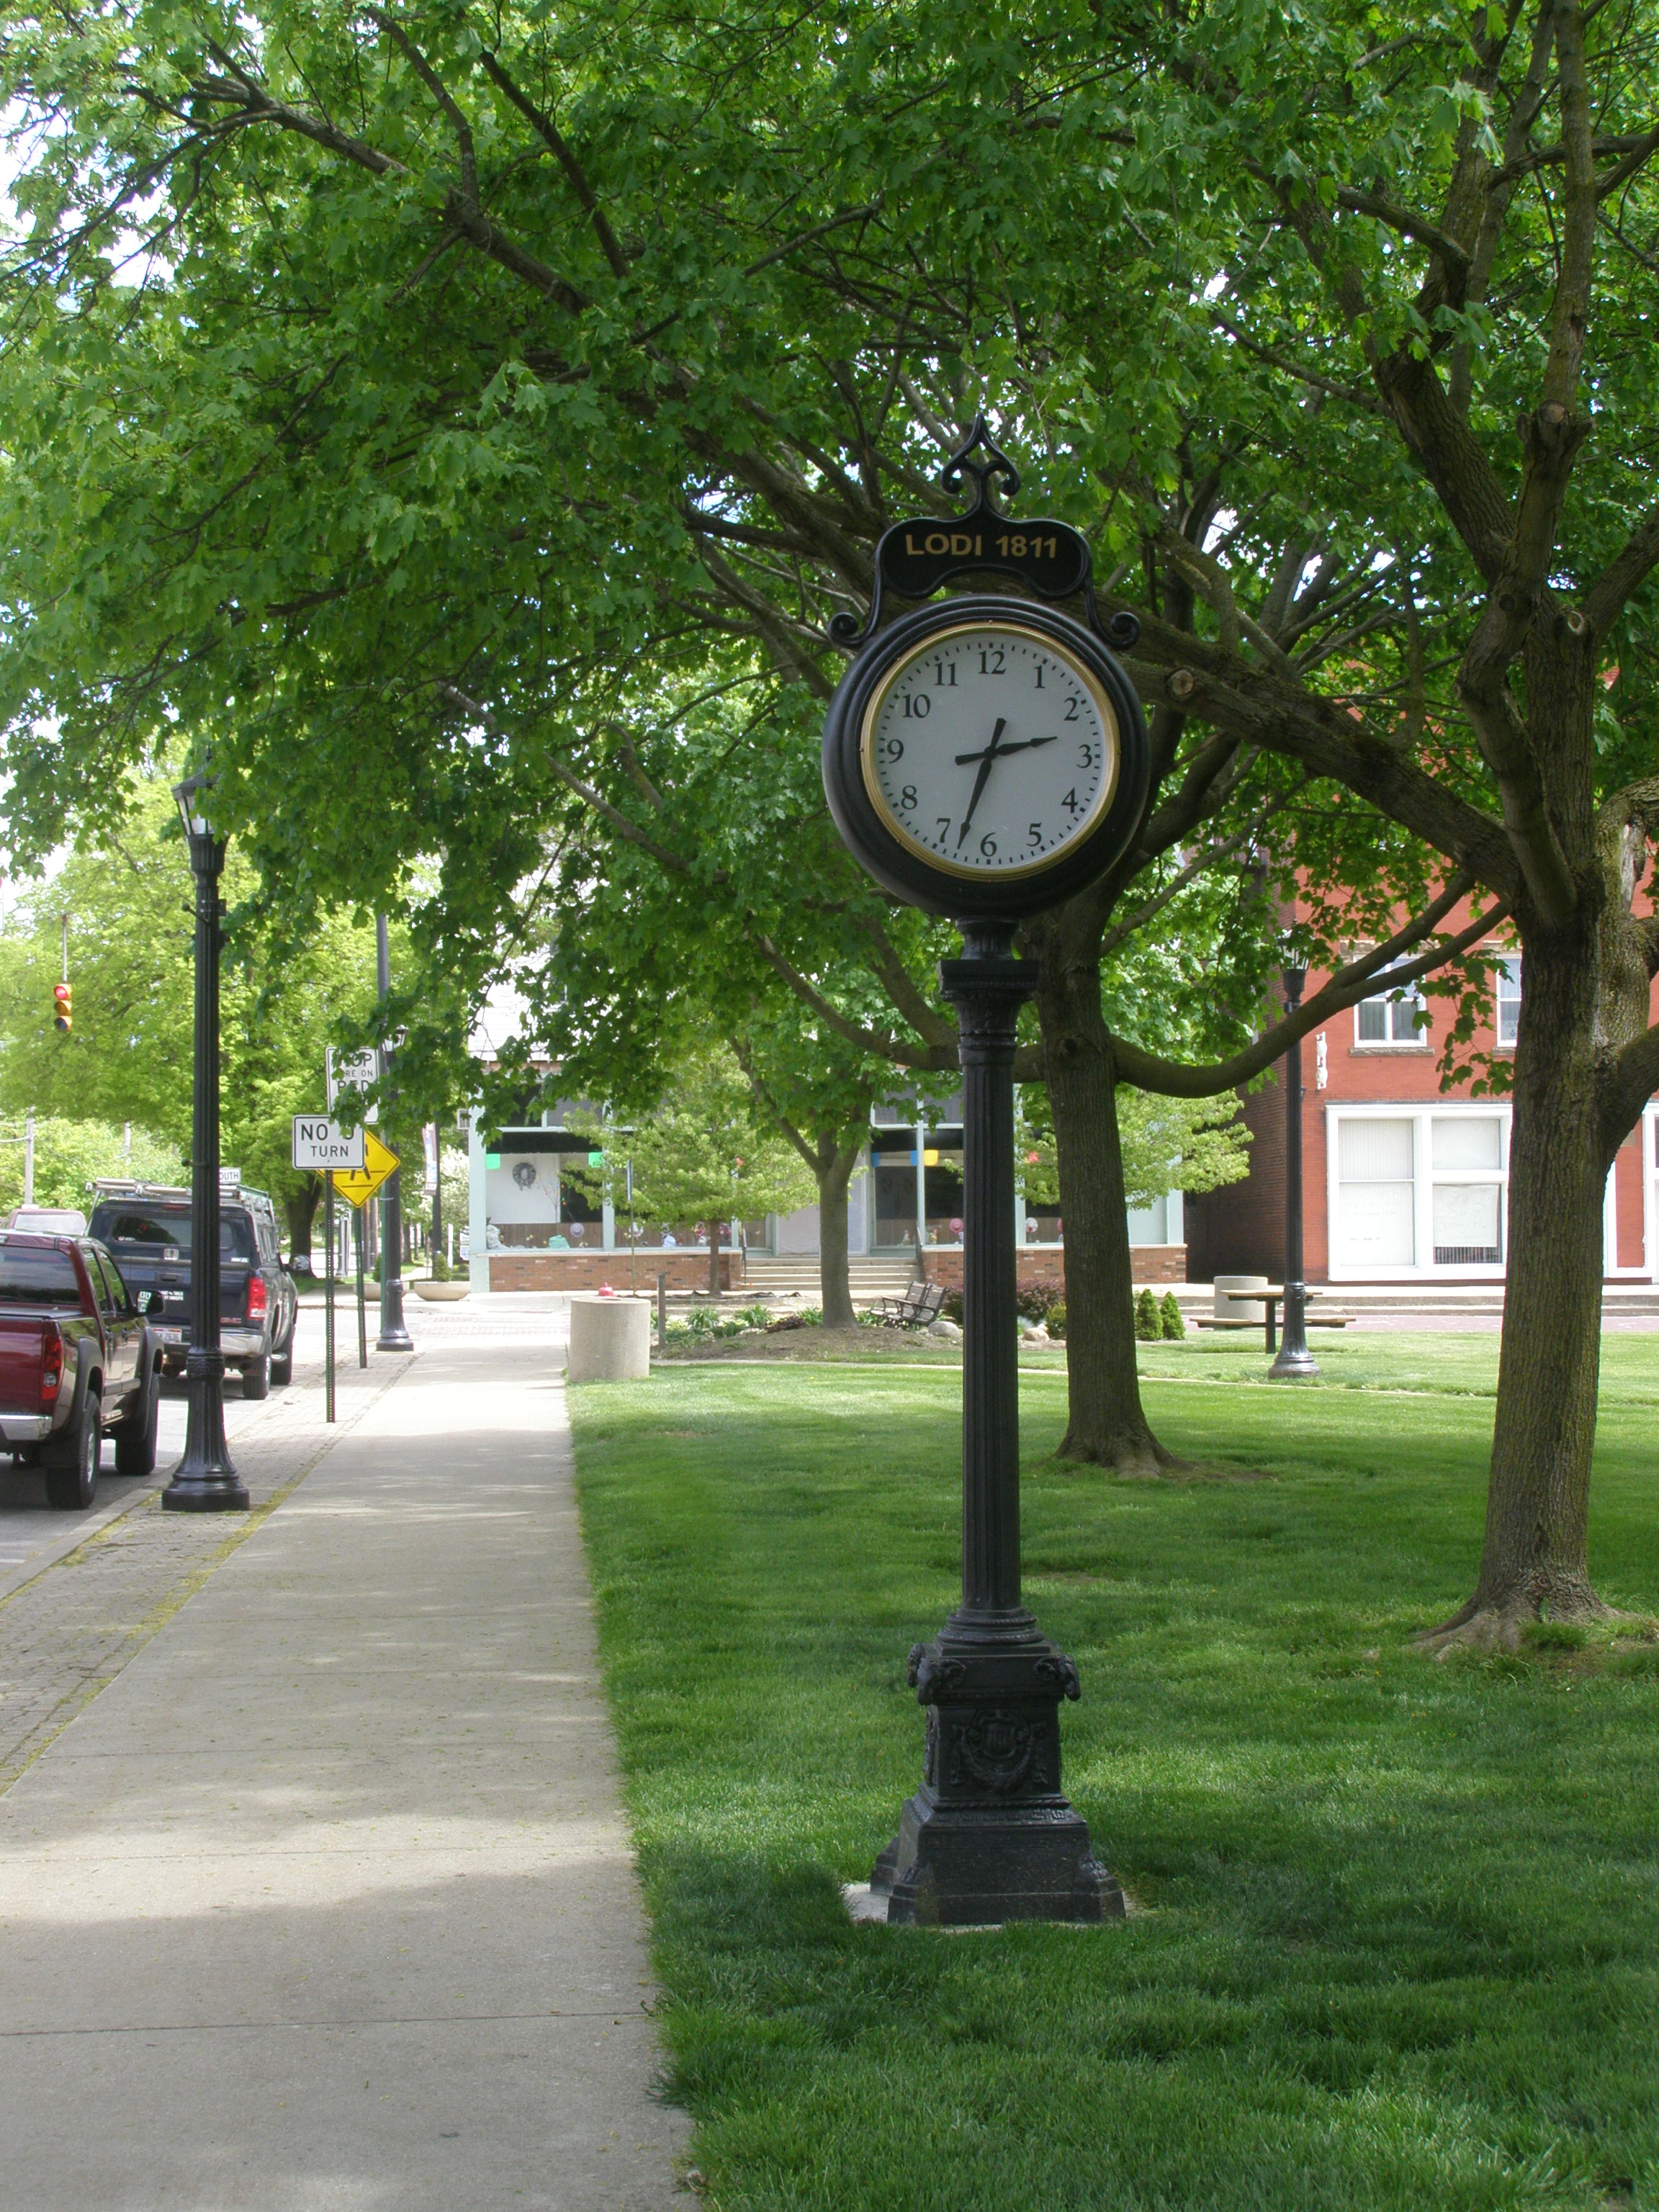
[{"left": 158, "top": 1327, "right": 186, "bottom": 1345}]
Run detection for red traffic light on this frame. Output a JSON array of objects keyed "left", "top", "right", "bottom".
[{"left": 52, "top": 981, "right": 72, "bottom": 1033}]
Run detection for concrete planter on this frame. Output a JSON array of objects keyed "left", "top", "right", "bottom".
[
  {"left": 412, "top": 1279, "right": 470, "bottom": 1303},
  {"left": 567, "top": 1295, "right": 651, "bottom": 1381}
]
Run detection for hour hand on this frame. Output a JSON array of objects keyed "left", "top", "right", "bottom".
[{"left": 953, "top": 734, "right": 1057, "bottom": 764}]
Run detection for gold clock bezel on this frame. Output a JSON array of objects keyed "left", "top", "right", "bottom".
[{"left": 858, "top": 618, "right": 1122, "bottom": 882}]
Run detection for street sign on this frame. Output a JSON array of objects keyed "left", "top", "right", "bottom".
[
  {"left": 333, "top": 1128, "right": 400, "bottom": 1210},
  {"left": 219, "top": 1166, "right": 242, "bottom": 1190},
  {"left": 325, "top": 1046, "right": 379, "bottom": 1120},
  {"left": 292, "top": 1116, "right": 367, "bottom": 1173}
]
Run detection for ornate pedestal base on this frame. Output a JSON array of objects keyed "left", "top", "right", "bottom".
[{"left": 870, "top": 1618, "right": 1124, "bottom": 1925}]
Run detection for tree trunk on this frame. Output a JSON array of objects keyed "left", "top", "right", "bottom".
[
  {"left": 816, "top": 1138, "right": 860, "bottom": 1329},
  {"left": 1426, "top": 929, "right": 1614, "bottom": 1645},
  {"left": 1030, "top": 922, "right": 1180, "bottom": 1477},
  {"left": 285, "top": 1177, "right": 320, "bottom": 1270},
  {"left": 708, "top": 1230, "right": 721, "bottom": 1298}
]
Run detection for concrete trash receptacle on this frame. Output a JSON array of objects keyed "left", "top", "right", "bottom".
[
  {"left": 567, "top": 1295, "right": 651, "bottom": 1382},
  {"left": 1214, "top": 1274, "right": 1270, "bottom": 1322}
]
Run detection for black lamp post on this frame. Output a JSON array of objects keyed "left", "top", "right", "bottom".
[
  {"left": 163, "top": 768, "right": 249, "bottom": 1512},
  {"left": 868, "top": 922, "right": 1121, "bottom": 1925},
  {"left": 375, "top": 914, "right": 413, "bottom": 1352},
  {"left": 1269, "top": 965, "right": 1319, "bottom": 1380}
]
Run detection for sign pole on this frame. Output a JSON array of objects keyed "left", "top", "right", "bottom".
[
  {"left": 355, "top": 1204, "right": 367, "bottom": 1369},
  {"left": 324, "top": 1172, "right": 336, "bottom": 1423}
]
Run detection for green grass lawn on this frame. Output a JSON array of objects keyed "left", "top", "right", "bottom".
[{"left": 568, "top": 1342, "right": 1659, "bottom": 2212}]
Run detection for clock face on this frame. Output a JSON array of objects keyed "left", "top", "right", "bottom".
[{"left": 859, "top": 620, "right": 1120, "bottom": 879}]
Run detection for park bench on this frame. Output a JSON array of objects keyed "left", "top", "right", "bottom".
[{"left": 873, "top": 1281, "right": 946, "bottom": 1330}]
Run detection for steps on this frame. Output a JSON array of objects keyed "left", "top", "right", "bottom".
[{"left": 740, "top": 1254, "right": 917, "bottom": 1305}]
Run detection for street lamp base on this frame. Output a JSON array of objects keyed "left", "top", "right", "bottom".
[
  {"left": 1269, "top": 1344, "right": 1321, "bottom": 1379},
  {"left": 377, "top": 1275, "right": 414, "bottom": 1352},
  {"left": 163, "top": 1469, "right": 251, "bottom": 1511},
  {"left": 873, "top": 1792, "right": 1122, "bottom": 1925},
  {"left": 870, "top": 1617, "right": 1126, "bottom": 1925}
]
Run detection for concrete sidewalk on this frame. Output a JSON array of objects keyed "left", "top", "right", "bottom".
[{"left": 0, "top": 1341, "right": 688, "bottom": 2211}]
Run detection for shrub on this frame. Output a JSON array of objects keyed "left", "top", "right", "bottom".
[
  {"left": 1159, "top": 1291, "right": 1186, "bottom": 1340},
  {"left": 1135, "top": 1287, "right": 1161, "bottom": 1341},
  {"left": 733, "top": 1304, "right": 772, "bottom": 1331},
  {"left": 941, "top": 1290, "right": 964, "bottom": 1324},
  {"left": 1045, "top": 1300, "right": 1066, "bottom": 1341},
  {"left": 1015, "top": 1277, "right": 1065, "bottom": 1322}
]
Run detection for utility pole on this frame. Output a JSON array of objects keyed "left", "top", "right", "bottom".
[
  {"left": 375, "top": 915, "right": 412, "bottom": 1351},
  {"left": 23, "top": 1109, "right": 35, "bottom": 1206}
]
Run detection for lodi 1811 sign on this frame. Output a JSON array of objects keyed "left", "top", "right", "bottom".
[{"left": 822, "top": 418, "right": 1148, "bottom": 1925}]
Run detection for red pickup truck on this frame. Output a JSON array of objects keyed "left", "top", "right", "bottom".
[{"left": 0, "top": 1231, "right": 162, "bottom": 1510}]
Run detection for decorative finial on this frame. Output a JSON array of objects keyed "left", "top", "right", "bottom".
[{"left": 940, "top": 414, "right": 1020, "bottom": 516}]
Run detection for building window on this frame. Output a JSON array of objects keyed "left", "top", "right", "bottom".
[
  {"left": 1355, "top": 963, "right": 1429, "bottom": 1048},
  {"left": 1328, "top": 1107, "right": 1509, "bottom": 1277},
  {"left": 1430, "top": 1114, "right": 1504, "bottom": 1264},
  {"left": 1334, "top": 1115, "right": 1416, "bottom": 1269},
  {"left": 1496, "top": 957, "right": 1522, "bottom": 1048}
]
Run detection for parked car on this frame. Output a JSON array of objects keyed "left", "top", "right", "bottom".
[
  {"left": 86, "top": 1182, "right": 298, "bottom": 1398},
  {"left": 0, "top": 1231, "right": 162, "bottom": 1508},
  {"left": 5, "top": 1205, "right": 88, "bottom": 1236}
]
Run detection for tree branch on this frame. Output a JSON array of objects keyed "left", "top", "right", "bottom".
[{"left": 1113, "top": 878, "right": 1503, "bottom": 1097}]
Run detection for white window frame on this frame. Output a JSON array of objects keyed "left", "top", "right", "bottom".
[
  {"left": 1495, "top": 956, "right": 1522, "bottom": 1050},
  {"left": 1326, "top": 1102, "right": 1511, "bottom": 1281},
  {"left": 1328, "top": 1100, "right": 1630, "bottom": 1281},
  {"left": 1641, "top": 1105, "right": 1659, "bottom": 1281},
  {"left": 1353, "top": 960, "right": 1431, "bottom": 1051}
]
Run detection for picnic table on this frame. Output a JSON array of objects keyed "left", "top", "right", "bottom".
[{"left": 1193, "top": 1286, "right": 1356, "bottom": 1353}]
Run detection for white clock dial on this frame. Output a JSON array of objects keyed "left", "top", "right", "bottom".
[{"left": 859, "top": 621, "right": 1120, "bottom": 878}]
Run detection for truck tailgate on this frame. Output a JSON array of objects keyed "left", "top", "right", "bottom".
[{"left": 0, "top": 1316, "right": 48, "bottom": 1413}]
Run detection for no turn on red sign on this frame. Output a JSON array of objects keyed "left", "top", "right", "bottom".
[{"left": 292, "top": 1116, "right": 367, "bottom": 1173}]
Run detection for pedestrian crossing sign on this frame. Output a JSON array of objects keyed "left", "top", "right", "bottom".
[{"left": 332, "top": 1128, "right": 400, "bottom": 1210}]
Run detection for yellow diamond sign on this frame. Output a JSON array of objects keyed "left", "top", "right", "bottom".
[{"left": 332, "top": 1128, "right": 400, "bottom": 1210}]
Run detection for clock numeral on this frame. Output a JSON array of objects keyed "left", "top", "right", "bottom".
[
  {"left": 899, "top": 784, "right": 917, "bottom": 811},
  {"left": 980, "top": 832, "right": 998, "bottom": 858},
  {"left": 1062, "top": 788, "right": 1081, "bottom": 816},
  {"left": 936, "top": 817, "right": 952, "bottom": 838},
  {"left": 884, "top": 736, "right": 904, "bottom": 762},
  {"left": 900, "top": 691, "right": 930, "bottom": 719},
  {"left": 1064, "top": 696, "right": 1081, "bottom": 721},
  {"left": 933, "top": 660, "right": 956, "bottom": 686},
  {"left": 1033, "top": 664, "right": 1044, "bottom": 689},
  {"left": 1028, "top": 822, "right": 1044, "bottom": 848},
  {"left": 1077, "top": 742, "right": 1097, "bottom": 768},
  {"left": 979, "top": 646, "right": 1006, "bottom": 675}
]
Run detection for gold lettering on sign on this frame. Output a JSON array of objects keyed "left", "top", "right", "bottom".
[{"left": 924, "top": 532, "right": 950, "bottom": 555}]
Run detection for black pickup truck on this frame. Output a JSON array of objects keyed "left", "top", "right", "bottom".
[
  {"left": 87, "top": 1183, "right": 298, "bottom": 1399},
  {"left": 0, "top": 1231, "right": 162, "bottom": 1509}
]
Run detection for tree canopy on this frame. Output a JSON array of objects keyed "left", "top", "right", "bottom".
[{"left": 3, "top": 0, "right": 1657, "bottom": 1626}]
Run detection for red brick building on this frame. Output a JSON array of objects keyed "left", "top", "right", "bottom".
[{"left": 1186, "top": 935, "right": 1657, "bottom": 1286}]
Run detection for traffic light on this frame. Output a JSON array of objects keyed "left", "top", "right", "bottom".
[{"left": 52, "top": 981, "right": 71, "bottom": 1033}]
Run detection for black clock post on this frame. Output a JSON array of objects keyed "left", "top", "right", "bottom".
[{"left": 822, "top": 420, "right": 1149, "bottom": 1924}]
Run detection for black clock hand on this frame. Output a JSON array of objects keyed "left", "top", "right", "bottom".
[
  {"left": 956, "top": 719, "right": 1007, "bottom": 846},
  {"left": 953, "top": 734, "right": 1057, "bottom": 764}
]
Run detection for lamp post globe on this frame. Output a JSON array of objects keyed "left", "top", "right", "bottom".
[
  {"left": 1269, "top": 964, "right": 1320, "bottom": 1381},
  {"left": 163, "top": 768, "right": 249, "bottom": 1511}
]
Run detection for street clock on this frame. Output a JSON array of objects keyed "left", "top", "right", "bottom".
[{"left": 822, "top": 423, "right": 1149, "bottom": 920}]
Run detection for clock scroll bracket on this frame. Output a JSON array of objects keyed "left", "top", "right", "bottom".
[{"left": 828, "top": 413, "right": 1140, "bottom": 660}]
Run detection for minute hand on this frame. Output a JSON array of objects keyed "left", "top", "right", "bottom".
[{"left": 956, "top": 718, "right": 1007, "bottom": 846}]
